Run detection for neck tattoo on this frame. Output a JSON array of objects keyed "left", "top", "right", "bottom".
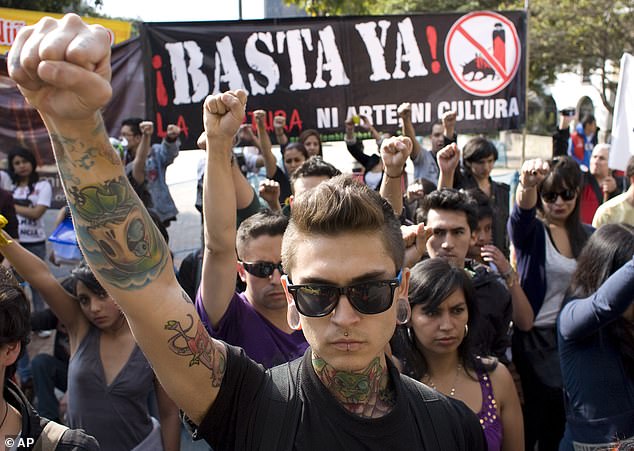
[
  {"left": 426, "top": 364, "right": 462, "bottom": 397},
  {"left": 312, "top": 354, "right": 395, "bottom": 418}
]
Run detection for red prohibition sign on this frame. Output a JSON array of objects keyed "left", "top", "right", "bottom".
[{"left": 444, "top": 11, "right": 521, "bottom": 96}]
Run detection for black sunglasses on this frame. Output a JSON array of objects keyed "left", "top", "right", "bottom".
[
  {"left": 282, "top": 271, "right": 402, "bottom": 317},
  {"left": 541, "top": 189, "right": 576, "bottom": 203},
  {"left": 242, "top": 261, "right": 284, "bottom": 278}
]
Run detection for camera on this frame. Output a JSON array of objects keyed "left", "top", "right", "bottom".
[{"left": 560, "top": 108, "right": 575, "bottom": 117}]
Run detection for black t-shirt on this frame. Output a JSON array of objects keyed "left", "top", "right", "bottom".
[{"left": 194, "top": 345, "right": 485, "bottom": 451}]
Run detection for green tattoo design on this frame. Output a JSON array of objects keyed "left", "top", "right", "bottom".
[
  {"left": 50, "top": 122, "right": 120, "bottom": 168},
  {"left": 165, "top": 314, "right": 226, "bottom": 387},
  {"left": 312, "top": 354, "right": 395, "bottom": 417},
  {"left": 67, "top": 176, "right": 168, "bottom": 289}
]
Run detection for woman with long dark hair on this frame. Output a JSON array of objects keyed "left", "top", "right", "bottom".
[
  {"left": 0, "top": 228, "right": 181, "bottom": 450},
  {"left": 6, "top": 147, "right": 52, "bottom": 314},
  {"left": 0, "top": 266, "right": 99, "bottom": 449},
  {"left": 558, "top": 223, "right": 634, "bottom": 450},
  {"left": 392, "top": 258, "right": 523, "bottom": 451},
  {"left": 508, "top": 156, "right": 592, "bottom": 451}
]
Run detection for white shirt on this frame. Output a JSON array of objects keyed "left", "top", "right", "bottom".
[{"left": 13, "top": 180, "right": 52, "bottom": 243}]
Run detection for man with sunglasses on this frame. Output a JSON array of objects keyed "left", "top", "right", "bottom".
[
  {"left": 197, "top": 132, "right": 308, "bottom": 369},
  {"left": 10, "top": 15, "right": 484, "bottom": 450}
]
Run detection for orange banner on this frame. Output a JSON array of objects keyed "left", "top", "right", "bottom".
[{"left": 0, "top": 7, "right": 132, "bottom": 54}]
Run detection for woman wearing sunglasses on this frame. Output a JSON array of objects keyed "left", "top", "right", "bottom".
[
  {"left": 391, "top": 258, "right": 523, "bottom": 451},
  {"left": 508, "top": 156, "right": 592, "bottom": 451}
]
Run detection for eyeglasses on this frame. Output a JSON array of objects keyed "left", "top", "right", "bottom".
[
  {"left": 282, "top": 270, "right": 402, "bottom": 317},
  {"left": 541, "top": 189, "right": 576, "bottom": 203},
  {"left": 242, "top": 261, "right": 284, "bottom": 278}
]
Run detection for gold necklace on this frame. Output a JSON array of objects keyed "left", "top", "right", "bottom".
[{"left": 426, "top": 364, "right": 462, "bottom": 397}]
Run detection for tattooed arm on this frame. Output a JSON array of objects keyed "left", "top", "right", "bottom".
[
  {"left": 201, "top": 91, "right": 248, "bottom": 328},
  {"left": 7, "top": 14, "right": 226, "bottom": 424}
]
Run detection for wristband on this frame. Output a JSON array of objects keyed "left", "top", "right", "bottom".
[{"left": 385, "top": 171, "right": 403, "bottom": 179}]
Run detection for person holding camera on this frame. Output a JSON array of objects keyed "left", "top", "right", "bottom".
[{"left": 552, "top": 109, "right": 575, "bottom": 159}]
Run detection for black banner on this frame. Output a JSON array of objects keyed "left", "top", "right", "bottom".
[{"left": 141, "top": 11, "right": 526, "bottom": 149}]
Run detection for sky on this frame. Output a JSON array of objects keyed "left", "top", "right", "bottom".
[{"left": 87, "top": 0, "right": 264, "bottom": 22}]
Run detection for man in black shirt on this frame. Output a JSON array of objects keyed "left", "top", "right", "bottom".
[{"left": 9, "top": 14, "right": 485, "bottom": 451}]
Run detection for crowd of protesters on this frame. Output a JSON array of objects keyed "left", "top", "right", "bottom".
[{"left": 0, "top": 13, "right": 632, "bottom": 451}]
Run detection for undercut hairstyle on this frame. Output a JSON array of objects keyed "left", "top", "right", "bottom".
[
  {"left": 466, "top": 188, "right": 494, "bottom": 222},
  {"left": 7, "top": 147, "right": 40, "bottom": 193},
  {"left": 627, "top": 155, "right": 634, "bottom": 179},
  {"left": 462, "top": 136, "right": 498, "bottom": 164},
  {"left": 537, "top": 155, "right": 589, "bottom": 258},
  {"left": 282, "top": 175, "right": 403, "bottom": 278},
  {"left": 298, "top": 129, "right": 323, "bottom": 155},
  {"left": 565, "top": 223, "right": 634, "bottom": 379},
  {"left": 416, "top": 188, "right": 478, "bottom": 232},
  {"left": 121, "top": 117, "right": 143, "bottom": 136},
  {"left": 290, "top": 156, "right": 341, "bottom": 187},
  {"left": 0, "top": 269, "right": 31, "bottom": 379},
  {"left": 236, "top": 210, "right": 289, "bottom": 260},
  {"left": 390, "top": 258, "right": 493, "bottom": 381}
]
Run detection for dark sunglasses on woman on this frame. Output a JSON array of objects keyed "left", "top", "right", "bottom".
[{"left": 541, "top": 188, "right": 576, "bottom": 203}]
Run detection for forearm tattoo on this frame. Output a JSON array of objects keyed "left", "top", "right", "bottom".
[
  {"left": 312, "top": 354, "right": 395, "bottom": 418},
  {"left": 50, "top": 123, "right": 169, "bottom": 290},
  {"left": 66, "top": 176, "right": 169, "bottom": 289},
  {"left": 165, "top": 314, "right": 226, "bottom": 387}
]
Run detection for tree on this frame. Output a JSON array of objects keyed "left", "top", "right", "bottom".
[
  {"left": 528, "top": 0, "right": 634, "bottom": 117},
  {"left": 286, "top": 0, "right": 634, "bottom": 126}
]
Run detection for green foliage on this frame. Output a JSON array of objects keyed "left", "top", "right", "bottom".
[{"left": 285, "top": 0, "right": 634, "bottom": 117}]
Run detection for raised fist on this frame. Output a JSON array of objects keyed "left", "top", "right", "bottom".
[
  {"left": 7, "top": 14, "right": 112, "bottom": 120},
  {"left": 203, "top": 90, "right": 248, "bottom": 144}
]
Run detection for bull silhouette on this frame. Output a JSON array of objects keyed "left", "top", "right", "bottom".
[{"left": 462, "top": 54, "right": 496, "bottom": 81}]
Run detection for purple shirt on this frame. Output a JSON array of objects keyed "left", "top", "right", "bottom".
[{"left": 196, "top": 290, "right": 308, "bottom": 369}]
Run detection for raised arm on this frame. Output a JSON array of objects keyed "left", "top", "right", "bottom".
[
  {"left": 559, "top": 257, "right": 634, "bottom": 340},
  {"left": 273, "top": 115, "right": 288, "bottom": 147},
  {"left": 254, "top": 110, "right": 277, "bottom": 178},
  {"left": 8, "top": 14, "right": 226, "bottom": 424},
  {"left": 158, "top": 124, "right": 181, "bottom": 167},
  {"left": 0, "top": 227, "right": 84, "bottom": 336},
  {"left": 379, "top": 136, "right": 411, "bottom": 215},
  {"left": 436, "top": 143, "right": 460, "bottom": 189},
  {"left": 201, "top": 91, "right": 247, "bottom": 328},
  {"left": 130, "top": 121, "right": 153, "bottom": 185},
  {"left": 398, "top": 102, "right": 423, "bottom": 160},
  {"left": 516, "top": 159, "right": 549, "bottom": 210}
]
